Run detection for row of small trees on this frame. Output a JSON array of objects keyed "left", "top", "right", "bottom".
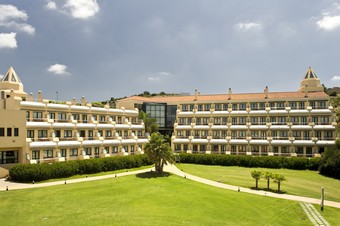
[{"left": 251, "top": 171, "right": 286, "bottom": 192}]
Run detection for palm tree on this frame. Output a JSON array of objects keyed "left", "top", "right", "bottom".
[
  {"left": 139, "top": 110, "right": 159, "bottom": 134},
  {"left": 144, "top": 132, "right": 174, "bottom": 173},
  {"left": 273, "top": 174, "right": 286, "bottom": 192},
  {"left": 251, "top": 170, "right": 262, "bottom": 189},
  {"left": 263, "top": 172, "right": 273, "bottom": 190}
]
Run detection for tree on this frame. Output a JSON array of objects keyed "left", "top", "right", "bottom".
[
  {"left": 144, "top": 133, "right": 174, "bottom": 173},
  {"left": 319, "top": 139, "right": 340, "bottom": 179},
  {"left": 251, "top": 170, "right": 262, "bottom": 189},
  {"left": 263, "top": 172, "right": 273, "bottom": 190},
  {"left": 273, "top": 174, "right": 286, "bottom": 192},
  {"left": 139, "top": 110, "right": 159, "bottom": 134}
]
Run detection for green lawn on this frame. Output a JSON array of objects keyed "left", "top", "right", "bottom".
[
  {"left": 177, "top": 163, "right": 340, "bottom": 202},
  {"left": 2, "top": 172, "right": 339, "bottom": 225}
]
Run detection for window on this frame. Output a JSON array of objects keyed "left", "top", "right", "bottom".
[
  {"left": 60, "top": 149, "right": 66, "bottom": 157},
  {"left": 0, "top": 128, "right": 4, "bottom": 137},
  {"left": 79, "top": 130, "right": 85, "bottom": 137},
  {"left": 250, "top": 103, "right": 258, "bottom": 110},
  {"left": 72, "top": 114, "right": 79, "bottom": 121},
  {"left": 318, "top": 101, "right": 326, "bottom": 109},
  {"left": 70, "top": 148, "right": 78, "bottom": 156},
  {"left": 239, "top": 117, "right": 246, "bottom": 125},
  {"left": 26, "top": 111, "right": 30, "bottom": 120},
  {"left": 7, "top": 128, "right": 12, "bottom": 137},
  {"left": 197, "top": 105, "right": 203, "bottom": 111},
  {"left": 82, "top": 115, "right": 88, "bottom": 123},
  {"left": 239, "top": 103, "right": 246, "bottom": 110},
  {"left": 215, "top": 104, "right": 221, "bottom": 111},
  {"left": 14, "top": 128, "right": 19, "bottom": 136},
  {"left": 299, "top": 102, "right": 305, "bottom": 109},
  {"left": 32, "top": 150, "right": 40, "bottom": 160},
  {"left": 38, "top": 130, "right": 48, "bottom": 138},
  {"left": 64, "top": 130, "right": 72, "bottom": 138},
  {"left": 43, "top": 150, "right": 53, "bottom": 159},
  {"left": 106, "top": 130, "right": 112, "bottom": 137},
  {"left": 0, "top": 151, "right": 18, "bottom": 164},
  {"left": 251, "top": 117, "right": 258, "bottom": 124},
  {"left": 100, "top": 115, "right": 106, "bottom": 122},
  {"left": 49, "top": 112, "right": 55, "bottom": 120},
  {"left": 112, "top": 146, "right": 118, "bottom": 154},
  {"left": 324, "top": 131, "right": 333, "bottom": 139},
  {"left": 58, "top": 113, "right": 67, "bottom": 121},
  {"left": 277, "top": 102, "right": 285, "bottom": 109},
  {"left": 85, "top": 147, "right": 92, "bottom": 155},
  {"left": 94, "top": 147, "right": 100, "bottom": 158},
  {"left": 204, "top": 104, "right": 211, "bottom": 111},
  {"left": 289, "top": 102, "right": 297, "bottom": 109},
  {"left": 33, "top": 111, "right": 43, "bottom": 119},
  {"left": 182, "top": 105, "right": 188, "bottom": 111},
  {"left": 223, "top": 104, "right": 228, "bottom": 111},
  {"left": 27, "top": 130, "right": 34, "bottom": 138}
]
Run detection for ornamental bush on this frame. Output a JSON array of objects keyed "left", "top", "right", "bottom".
[
  {"left": 9, "top": 155, "right": 152, "bottom": 183},
  {"left": 178, "top": 153, "right": 321, "bottom": 170}
]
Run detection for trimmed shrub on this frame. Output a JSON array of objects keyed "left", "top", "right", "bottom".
[
  {"left": 178, "top": 154, "right": 321, "bottom": 171},
  {"left": 9, "top": 155, "right": 152, "bottom": 183}
]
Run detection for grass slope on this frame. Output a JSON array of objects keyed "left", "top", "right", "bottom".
[
  {"left": 0, "top": 172, "right": 332, "bottom": 226},
  {"left": 177, "top": 163, "right": 340, "bottom": 202}
]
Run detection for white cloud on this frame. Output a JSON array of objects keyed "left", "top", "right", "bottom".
[
  {"left": 331, "top": 75, "right": 340, "bottom": 81},
  {"left": 317, "top": 16, "right": 340, "bottom": 30},
  {"left": 316, "top": 3, "right": 340, "bottom": 31},
  {"left": 235, "top": 22, "right": 262, "bottom": 32},
  {"left": 46, "top": 1, "right": 57, "bottom": 10},
  {"left": 47, "top": 64, "right": 71, "bottom": 75},
  {"left": 0, "top": 32, "right": 17, "bottom": 48},
  {"left": 63, "top": 0, "right": 99, "bottom": 19},
  {"left": 147, "top": 72, "right": 172, "bottom": 81},
  {"left": 0, "top": 4, "right": 35, "bottom": 35}
]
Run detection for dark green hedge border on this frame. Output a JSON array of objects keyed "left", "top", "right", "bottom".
[
  {"left": 9, "top": 155, "right": 153, "bottom": 183},
  {"left": 178, "top": 154, "right": 321, "bottom": 171}
]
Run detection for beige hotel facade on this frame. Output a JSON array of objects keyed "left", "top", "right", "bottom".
[
  {"left": 0, "top": 66, "right": 337, "bottom": 177},
  {"left": 117, "top": 67, "right": 337, "bottom": 157},
  {"left": 0, "top": 67, "right": 148, "bottom": 177}
]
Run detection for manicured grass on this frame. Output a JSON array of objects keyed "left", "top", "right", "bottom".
[
  {"left": 177, "top": 163, "right": 340, "bottom": 202},
  {"left": 2, "top": 172, "right": 339, "bottom": 225}
]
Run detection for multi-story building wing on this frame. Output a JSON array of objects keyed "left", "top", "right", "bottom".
[
  {"left": 0, "top": 67, "right": 147, "bottom": 177},
  {"left": 117, "top": 67, "right": 337, "bottom": 157}
]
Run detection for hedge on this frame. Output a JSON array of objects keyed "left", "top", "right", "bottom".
[
  {"left": 9, "top": 155, "right": 153, "bottom": 183},
  {"left": 178, "top": 154, "right": 321, "bottom": 171}
]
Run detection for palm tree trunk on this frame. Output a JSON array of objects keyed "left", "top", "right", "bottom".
[
  {"left": 267, "top": 179, "right": 270, "bottom": 189},
  {"left": 278, "top": 182, "right": 281, "bottom": 192}
]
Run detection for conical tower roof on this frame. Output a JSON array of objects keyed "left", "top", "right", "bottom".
[
  {"left": 1, "top": 66, "right": 23, "bottom": 84},
  {"left": 304, "top": 66, "right": 318, "bottom": 79},
  {"left": 0, "top": 66, "right": 26, "bottom": 95},
  {"left": 299, "top": 66, "right": 324, "bottom": 92}
]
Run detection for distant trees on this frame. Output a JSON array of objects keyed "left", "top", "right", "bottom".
[
  {"left": 250, "top": 170, "right": 286, "bottom": 192},
  {"left": 263, "top": 172, "right": 273, "bottom": 190},
  {"left": 319, "top": 139, "right": 340, "bottom": 179},
  {"left": 251, "top": 170, "right": 262, "bottom": 189},
  {"left": 272, "top": 174, "right": 286, "bottom": 193}
]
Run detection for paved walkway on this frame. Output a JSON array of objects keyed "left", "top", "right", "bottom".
[
  {"left": 162, "top": 164, "right": 340, "bottom": 209},
  {"left": 1, "top": 164, "right": 340, "bottom": 210}
]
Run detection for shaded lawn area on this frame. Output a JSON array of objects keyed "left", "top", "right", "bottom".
[
  {"left": 2, "top": 172, "right": 338, "bottom": 226},
  {"left": 177, "top": 163, "right": 340, "bottom": 202}
]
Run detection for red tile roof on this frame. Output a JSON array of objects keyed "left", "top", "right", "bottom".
[{"left": 117, "top": 91, "right": 328, "bottom": 104}]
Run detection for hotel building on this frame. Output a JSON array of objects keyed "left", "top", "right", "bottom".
[
  {"left": 117, "top": 67, "right": 337, "bottom": 157},
  {"left": 0, "top": 67, "right": 147, "bottom": 177}
]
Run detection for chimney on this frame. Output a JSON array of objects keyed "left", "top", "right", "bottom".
[
  {"left": 228, "top": 88, "right": 232, "bottom": 100},
  {"left": 29, "top": 92, "right": 34, "bottom": 101},
  {"left": 264, "top": 86, "right": 268, "bottom": 99},
  {"left": 81, "top": 96, "right": 86, "bottom": 106},
  {"left": 194, "top": 89, "right": 198, "bottom": 101},
  {"left": 72, "top": 97, "right": 77, "bottom": 105},
  {"left": 37, "top": 91, "right": 43, "bottom": 102},
  {"left": 304, "top": 85, "right": 308, "bottom": 98}
]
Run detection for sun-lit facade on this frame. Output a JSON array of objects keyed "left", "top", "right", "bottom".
[
  {"left": 117, "top": 67, "right": 337, "bottom": 157},
  {"left": 0, "top": 67, "right": 147, "bottom": 177}
]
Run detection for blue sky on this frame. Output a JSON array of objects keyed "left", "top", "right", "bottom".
[{"left": 0, "top": 0, "right": 340, "bottom": 101}]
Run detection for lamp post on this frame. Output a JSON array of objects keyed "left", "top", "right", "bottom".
[{"left": 56, "top": 91, "right": 59, "bottom": 102}]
